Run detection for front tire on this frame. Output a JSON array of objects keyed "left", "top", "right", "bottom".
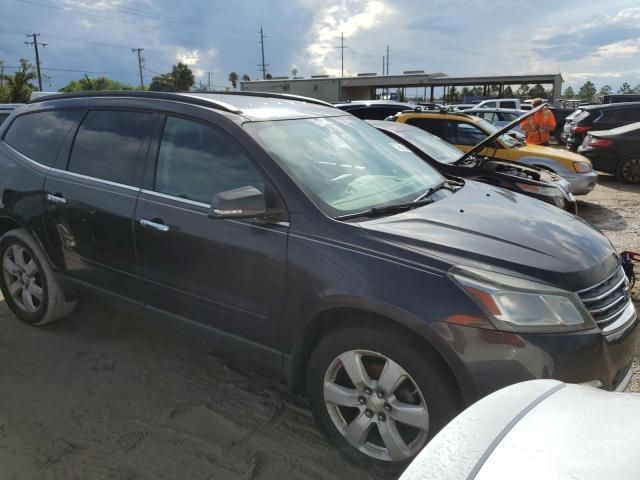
[
  {"left": 306, "top": 324, "right": 460, "bottom": 477},
  {"left": 616, "top": 156, "right": 640, "bottom": 184},
  {"left": 0, "top": 228, "right": 76, "bottom": 325}
]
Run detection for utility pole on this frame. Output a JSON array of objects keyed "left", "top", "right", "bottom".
[
  {"left": 334, "top": 32, "right": 348, "bottom": 77},
  {"left": 258, "top": 25, "right": 268, "bottom": 80},
  {"left": 131, "top": 48, "right": 144, "bottom": 89},
  {"left": 386, "top": 45, "right": 390, "bottom": 76},
  {"left": 382, "top": 56, "right": 385, "bottom": 75},
  {"left": 207, "top": 71, "right": 212, "bottom": 91},
  {"left": 0, "top": 61, "right": 4, "bottom": 90},
  {"left": 25, "top": 33, "right": 47, "bottom": 91}
]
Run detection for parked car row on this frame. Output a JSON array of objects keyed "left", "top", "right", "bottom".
[{"left": 0, "top": 91, "right": 637, "bottom": 476}]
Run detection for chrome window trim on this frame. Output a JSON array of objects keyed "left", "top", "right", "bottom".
[
  {"left": 1, "top": 141, "right": 51, "bottom": 171},
  {"left": 140, "top": 189, "right": 211, "bottom": 208},
  {"left": 49, "top": 168, "right": 140, "bottom": 192}
]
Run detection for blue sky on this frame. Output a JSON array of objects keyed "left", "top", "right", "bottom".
[{"left": 1, "top": 0, "right": 639, "bottom": 92}]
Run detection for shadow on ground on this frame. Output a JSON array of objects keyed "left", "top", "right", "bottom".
[{"left": 0, "top": 296, "right": 371, "bottom": 480}]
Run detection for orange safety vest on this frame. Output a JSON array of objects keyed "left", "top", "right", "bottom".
[{"left": 520, "top": 109, "right": 556, "bottom": 145}]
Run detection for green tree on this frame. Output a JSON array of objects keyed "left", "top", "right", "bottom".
[
  {"left": 149, "top": 73, "right": 175, "bottom": 92},
  {"left": 6, "top": 59, "right": 37, "bottom": 102},
  {"left": 617, "top": 82, "right": 633, "bottom": 94},
  {"left": 633, "top": 84, "right": 640, "bottom": 94},
  {"left": 228, "top": 71, "right": 239, "bottom": 89},
  {"left": 516, "top": 84, "right": 530, "bottom": 99},
  {"left": 291, "top": 68, "right": 298, "bottom": 79},
  {"left": 59, "top": 76, "right": 133, "bottom": 92},
  {"left": 578, "top": 81, "right": 596, "bottom": 101},
  {"left": 563, "top": 86, "right": 575, "bottom": 98},
  {"left": 241, "top": 73, "right": 251, "bottom": 82},
  {"left": 171, "top": 63, "right": 195, "bottom": 91},
  {"left": 528, "top": 83, "right": 548, "bottom": 99},
  {"left": 503, "top": 85, "right": 515, "bottom": 97},
  {"left": 598, "top": 85, "right": 612, "bottom": 96},
  {"left": 265, "top": 73, "right": 272, "bottom": 80},
  {"left": 149, "top": 63, "right": 194, "bottom": 92}
]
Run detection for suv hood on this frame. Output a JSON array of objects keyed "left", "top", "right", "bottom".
[{"left": 360, "top": 181, "right": 616, "bottom": 291}]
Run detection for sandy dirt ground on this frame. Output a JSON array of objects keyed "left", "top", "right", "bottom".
[{"left": 0, "top": 173, "right": 638, "bottom": 480}]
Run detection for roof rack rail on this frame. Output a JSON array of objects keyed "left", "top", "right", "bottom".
[
  {"left": 27, "top": 90, "right": 243, "bottom": 114},
  {"left": 218, "top": 90, "right": 335, "bottom": 108}
]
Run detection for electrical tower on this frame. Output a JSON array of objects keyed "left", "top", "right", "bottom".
[
  {"left": 131, "top": 48, "right": 145, "bottom": 89},
  {"left": 258, "top": 25, "right": 269, "bottom": 80},
  {"left": 24, "top": 33, "right": 47, "bottom": 91}
]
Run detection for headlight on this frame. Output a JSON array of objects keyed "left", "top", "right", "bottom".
[
  {"left": 515, "top": 183, "right": 564, "bottom": 197},
  {"left": 449, "top": 266, "right": 595, "bottom": 333},
  {"left": 573, "top": 161, "right": 592, "bottom": 173}
]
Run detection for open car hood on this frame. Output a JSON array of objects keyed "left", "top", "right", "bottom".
[{"left": 457, "top": 102, "right": 548, "bottom": 164}]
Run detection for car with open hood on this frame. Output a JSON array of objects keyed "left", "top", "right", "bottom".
[
  {"left": 388, "top": 104, "right": 598, "bottom": 195},
  {"left": 369, "top": 119, "right": 577, "bottom": 213},
  {"left": 0, "top": 91, "right": 636, "bottom": 476}
]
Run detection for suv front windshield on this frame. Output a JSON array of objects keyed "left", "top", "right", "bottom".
[
  {"left": 245, "top": 115, "right": 445, "bottom": 217},
  {"left": 476, "top": 117, "right": 522, "bottom": 148}
]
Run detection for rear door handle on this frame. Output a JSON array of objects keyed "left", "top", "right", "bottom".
[
  {"left": 139, "top": 219, "right": 170, "bottom": 232},
  {"left": 46, "top": 193, "right": 67, "bottom": 205}
]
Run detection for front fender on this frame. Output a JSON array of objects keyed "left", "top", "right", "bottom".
[{"left": 517, "top": 156, "right": 573, "bottom": 174}]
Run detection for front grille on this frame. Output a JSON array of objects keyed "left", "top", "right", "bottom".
[{"left": 578, "top": 266, "right": 631, "bottom": 330}]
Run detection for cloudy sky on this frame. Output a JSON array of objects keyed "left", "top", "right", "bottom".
[{"left": 1, "top": 0, "right": 639, "bottom": 92}]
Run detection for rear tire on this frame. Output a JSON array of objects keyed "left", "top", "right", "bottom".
[
  {"left": 616, "top": 156, "right": 640, "bottom": 184},
  {"left": 306, "top": 324, "right": 460, "bottom": 477},
  {"left": 0, "top": 228, "right": 76, "bottom": 325}
]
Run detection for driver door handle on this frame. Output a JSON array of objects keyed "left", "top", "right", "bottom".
[
  {"left": 46, "top": 193, "right": 67, "bottom": 205},
  {"left": 139, "top": 219, "right": 170, "bottom": 232}
]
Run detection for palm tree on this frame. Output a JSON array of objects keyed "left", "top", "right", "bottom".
[
  {"left": 291, "top": 67, "right": 298, "bottom": 79},
  {"left": 228, "top": 71, "right": 239, "bottom": 89},
  {"left": 241, "top": 74, "right": 250, "bottom": 82}
]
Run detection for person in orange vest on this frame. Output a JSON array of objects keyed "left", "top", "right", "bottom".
[{"left": 520, "top": 98, "right": 556, "bottom": 146}]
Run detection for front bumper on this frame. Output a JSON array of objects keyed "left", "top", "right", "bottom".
[
  {"left": 561, "top": 170, "right": 598, "bottom": 195},
  {"left": 431, "top": 306, "right": 640, "bottom": 405}
]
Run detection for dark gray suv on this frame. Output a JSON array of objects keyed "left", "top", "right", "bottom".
[{"left": 0, "top": 91, "right": 637, "bottom": 475}]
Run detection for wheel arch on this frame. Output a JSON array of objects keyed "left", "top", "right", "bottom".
[
  {"left": 0, "top": 216, "right": 23, "bottom": 238},
  {"left": 288, "top": 302, "right": 464, "bottom": 406}
]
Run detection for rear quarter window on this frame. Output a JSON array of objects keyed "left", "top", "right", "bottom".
[{"left": 3, "top": 110, "right": 84, "bottom": 166}]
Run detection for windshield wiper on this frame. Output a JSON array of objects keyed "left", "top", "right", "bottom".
[
  {"left": 335, "top": 198, "right": 435, "bottom": 221},
  {"left": 415, "top": 179, "right": 461, "bottom": 201}
]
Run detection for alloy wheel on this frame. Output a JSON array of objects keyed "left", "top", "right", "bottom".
[
  {"left": 621, "top": 157, "right": 640, "bottom": 184},
  {"left": 323, "top": 349, "right": 429, "bottom": 462},
  {"left": 2, "top": 244, "right": 43, "bottom": 313}
]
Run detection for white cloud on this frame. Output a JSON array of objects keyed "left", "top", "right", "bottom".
[
  {"left": 301, "top": 0, "right": 390, "bottom": 76},
  {"left": 174, "top": 48, "right": 216, "bottom": 78},
  {"left": 596, "top": 39, "right": 640, "bottom": 57},
  {"left": 78, "top": 18, "right": 95, "bottom": 28},
  {"left": 64, "top": 0, "right": 123, "bottom": 10}
]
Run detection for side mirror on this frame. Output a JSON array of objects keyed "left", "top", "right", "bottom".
[{"left": 208, "top": 186, "right": 269, "bottom": 219}]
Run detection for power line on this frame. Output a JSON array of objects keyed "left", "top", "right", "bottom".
[
  {"left": 24, "top": 32, "right": 47, "bottom": 91},
  {"left": 131, "top": 48, "right": 144, "bottom": 89}
]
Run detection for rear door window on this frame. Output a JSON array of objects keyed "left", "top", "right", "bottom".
[
  {"left": 154, "top": 116, "right": 264, "bottom": 204},
  {"left": 599, "top": 107, "right": 640, "bottom": 123},
  {"left": 452, "top": 121, "right": 488, "bottom": 145},
  {"left": 405, "top": 118, "right": 445, "bottom": 138},
  {"left": 3, "top": 110, "right": 83, "bottom": 166},
  {"left": 67, "top": 110, "right": 154, "bottom": 186},
  {"left": 500, "top": 101, "right": 517, "bottom": 109}
]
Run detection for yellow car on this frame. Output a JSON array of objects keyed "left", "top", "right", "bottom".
[{"left": 391, "top": 110, "right": 598, "bottom": 195}]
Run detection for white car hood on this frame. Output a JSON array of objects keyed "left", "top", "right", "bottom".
[{"left": 400, "top": 380, "right": 640, "bottom": 480}]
